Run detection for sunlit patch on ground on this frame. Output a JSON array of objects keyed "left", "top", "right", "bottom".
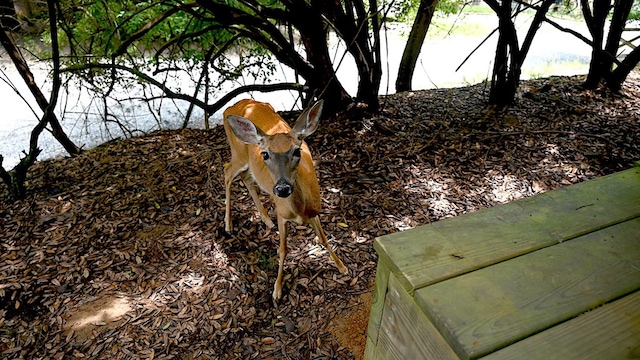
[
  {"left": 64, "top": 296, "right": 132, "bottom": 342},
  {"left": 1, "top": 74, "right": 639, "bottom": 358}
]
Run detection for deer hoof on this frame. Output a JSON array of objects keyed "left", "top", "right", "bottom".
[
  {"left": 224, "top": 217, "right": 233, "bottom": 233},
  {"left": 338, "top": 265, "right": 349, "bottom": 275},
  {"left": 272, "top": 285, "right": 282, "bottom": 301}
]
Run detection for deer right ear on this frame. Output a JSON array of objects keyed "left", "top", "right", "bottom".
[{"left": 227, "top": 115, "right": 265, "bottom": 145}]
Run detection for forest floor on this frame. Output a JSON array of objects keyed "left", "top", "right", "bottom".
[{"left": 1, "top": 73, "right": 639, "bottom": 359}]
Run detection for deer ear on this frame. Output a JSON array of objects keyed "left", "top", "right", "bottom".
[
  {"left": 291, "top": 100, "right": 323, "bottom": 140},
  {"left": 227, "top": 115, "right": 266, "bottom": 145}
]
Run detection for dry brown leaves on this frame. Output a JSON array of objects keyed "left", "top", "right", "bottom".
[{"left": 1, "top": 73, "right": 639, "bottom": 359}]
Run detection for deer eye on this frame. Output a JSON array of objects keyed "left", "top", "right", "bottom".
[
  {"left": 261, "top": 151, "right": 270, "bottom": 161},
  {"left": 292, "top": 148, "right": 301, "bottom": 158}
]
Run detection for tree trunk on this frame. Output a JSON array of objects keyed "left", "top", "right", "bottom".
[
  {"left": 602, "top": 0, "right": 635, "bottom": 91},
  {"left": 396, "top": 0, "right": 439, "bottom": 92},
  {"left": 0, "top": 0, "right": 19, "bottom": 30},
  {"left": 354, "top": 0, "right": 381, "bottom": 111},
  {"left": 319, "top": 0, "right": 382, "bottom": 112},
  {"left": 0, "top": 31, "right": 80, "bottom": 156},
  {"left": 488, "top": 0, "right": 521, "bottom": 105},
  {"left": 486, "top": 0, "right": 554, "bottom": 105},
  {"left": 582, "top": 0, "right": 612, "bottom": 88},
  {"left": 519, "top": 0, "right": 555, "bottom": 61},
  {"left": 294, "top": 2, "right": 352, "bottom": 114},
  {"left": 607, "top": 45, "right": 640, "bottom": 91},
  {"left": 0, "top": 149, "right": 41, "bottom": 200},
  {"left": 0, "top": 0, "right": 80, "bottom": 199},
  {"left": 301, "top": 32, "right": 353, "bottom": 114},
  {"left": 490, "top": 33, "right": 509, "bottom": 104},
  {"left": 602, "top": 0, "right": 633, "bottom": 74}
]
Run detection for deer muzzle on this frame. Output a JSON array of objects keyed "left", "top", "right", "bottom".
[{"left": 273, "top": 179, "right": 293, "bottom": 198}]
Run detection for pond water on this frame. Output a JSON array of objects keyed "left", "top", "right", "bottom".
[{"left": 0, "top": 14, "right": 594, "bottom": 169}]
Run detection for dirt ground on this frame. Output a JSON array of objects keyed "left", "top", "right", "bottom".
[{"left": 1, "top": 73, "right": 639, "bottom": 359}]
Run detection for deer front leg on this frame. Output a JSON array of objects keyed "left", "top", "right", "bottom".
[
  {"left": 273, "top": 215, "right": 288, "bottom": 301},
  {"left": 240, "top": 171, "right": 274, "bottom": 228},
  {"left": 309, "top": 216, "right": 348, "bottom": 275},
  {"left": 223, "top": 162, "right": 245, "bottom": 233}
]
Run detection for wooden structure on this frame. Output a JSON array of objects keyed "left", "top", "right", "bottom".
[{"left": 365, "top": 166, "right": 640, "bottom": 359}]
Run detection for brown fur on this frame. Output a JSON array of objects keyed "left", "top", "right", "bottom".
[{"left": 222, "top": 99, "right": 348, "bottom": 301}]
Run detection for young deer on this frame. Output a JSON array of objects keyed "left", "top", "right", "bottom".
[{"left": 223, "top": 99, "right": 348, "bottom": 300}]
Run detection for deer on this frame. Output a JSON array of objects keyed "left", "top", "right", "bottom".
[{"left": 222, "top": 99, "right": 348, "bottom": 301}]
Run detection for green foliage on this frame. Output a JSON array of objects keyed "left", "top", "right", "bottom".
[
  {"left": 436, "top": 0, "right": 467, "bottom": 15},
  {"left": 460, "top": 3, "right": 496, "bottom": 15},
  {"left": 40, "top": 0, "right": 280, "bottom": 98},
  {"left": 56, "top": 0, "right": 218, "bottom": 58},
  {"left": 44, "top": 0, "right": 280, "bottom": 73},
  {"left": 386, "top": 0, "right": 419, "bottom": 22},
  {"left": 14, "top": 0, "right": 389, "bottom": 114},
  {"left": 630, "top": 1, "right": 640, "bottom": 21},
  {"left": 386, "top": 0, "right": 468, "bottom": 23}
]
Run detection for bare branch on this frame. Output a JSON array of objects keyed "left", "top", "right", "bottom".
[
  {"left": 195, "top": 1, "right": 314, "bottom": 78},
  {"left": 207, "top": 83, "right": 306, "bottom": 116},
  {"left": 544, "top": 16, "right": 593, "bottom": 46},
  {"left": 457, "top": 28, "right": 499, "bottom": 72},
  {"left": 62, "top": 61, "right": 209, "bottom": 109},
  {"left": 520, "top": 0, "right": 555, "bottom": 62},
  {"left": 61, "top": 61, "right": 304, "bottom": 115}
]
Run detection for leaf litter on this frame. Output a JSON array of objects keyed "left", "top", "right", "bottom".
[{"left": 1, "top": 73, "right": 639, "bottom": 359}]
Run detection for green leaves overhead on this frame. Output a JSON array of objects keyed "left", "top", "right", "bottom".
[
  {"left": 48, "top": 0, "right": 282, "bottom": 108},
  {"left": 58, "top": 0, "right": 231, "bottom": 59}
]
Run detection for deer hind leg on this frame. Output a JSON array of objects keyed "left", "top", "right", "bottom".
[
  {"left": 273, "top": 215, "right": 288, "bottom": 301},
  {"left": 309, "top": 216, "right": 348, "bottom": 275},
  {"left": 240, "top": 172, "right": 274, "bottom": 229},
  {"left": 223, "top": 161, "right": 248, "bottom": 233}
]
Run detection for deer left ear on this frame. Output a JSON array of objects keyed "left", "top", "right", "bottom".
[{"left": 292, "top": 100, "right": 323, "bottom": 140}]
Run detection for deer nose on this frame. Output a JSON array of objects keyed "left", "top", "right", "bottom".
[{"left": 273, "top": 179, "right": 293, "bottom": 198}]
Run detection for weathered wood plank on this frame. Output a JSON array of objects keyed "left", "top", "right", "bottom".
[
  {"left": 364, "top": 337, "right": 381, "bottom": 360},
  {"left": 375, "top": 274, "right": 459, "bottom": 360},
  {"left": 414, "top": 217, "right": 640, "bottom": 359},
  {"left": 365, "top": 260, "right": 391, "bottom": 353},
  {"left": 375, "top": 167, "right": 640, "bottom": 294},
  {"left": 481, "top": 290, "right": 640, "bottom": 360}
]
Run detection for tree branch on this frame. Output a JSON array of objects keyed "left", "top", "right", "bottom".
[
  {"left": 0, "top": 0, "right": 79, "bottom": 158},
  {"left": 0, "top": 155, "right": 11, "bottom": 187},
  {"left": 207, "top": 82, "right": 306, "bottom": 116},
  {"left": 194, "top": 1, "right": 314, "bottom": 78},
  {"left": 520, "top": 0, "right": 555, "bottom": 63},
  {"left": 543, "top": 16, "right": 593, "bottom": 45},
  {"left": 62, "top": 61, "right": 304, "bottom": 115},
  {"left": 62, "top": 61, "right": 210, "bottom": 109}
]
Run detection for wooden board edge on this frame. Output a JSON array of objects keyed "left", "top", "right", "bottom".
[
  {"left": 480, "top": 290, "right": 640, "bottom": 360},
  {"left": 365, "top": 260, "right": 391, "bottom": 351}
]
